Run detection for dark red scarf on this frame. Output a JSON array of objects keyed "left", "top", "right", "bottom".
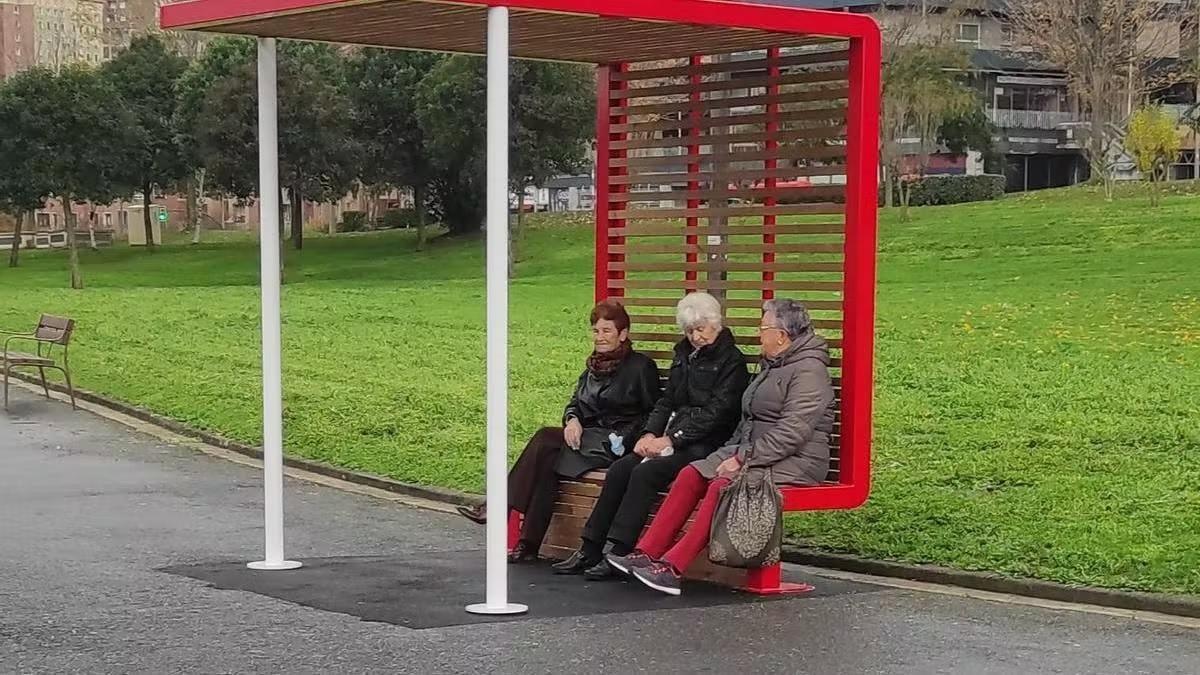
[{"left": 586, "top": 340, "right": 633, "bottom": 376}]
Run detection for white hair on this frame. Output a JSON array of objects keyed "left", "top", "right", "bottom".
[{"left": 675, "top": 292, "right": 724, "bottom": 332}]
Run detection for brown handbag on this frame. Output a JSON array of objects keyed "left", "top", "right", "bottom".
[{"left": 707, "top": 459, "right": 783, "bottom": 569}]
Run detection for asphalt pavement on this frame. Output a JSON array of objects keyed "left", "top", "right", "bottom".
[{"left": 3, "top": 387, "right": 1199, "bottom": 675}]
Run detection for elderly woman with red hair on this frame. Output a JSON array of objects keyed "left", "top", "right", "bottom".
[{"left": 457, "top": 299, "right": 661, "bottom": 562}]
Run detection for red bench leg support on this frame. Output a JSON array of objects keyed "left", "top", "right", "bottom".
[
  {"left": 740, "top": 563, "right": 815, "bottom": 596},
  {"left": 506, "top": 510, "right": 522, "bottom": 551}
]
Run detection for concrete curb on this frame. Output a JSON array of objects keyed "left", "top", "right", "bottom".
[
  {"left": 13, "top": 372, "right": 1200, "bottom": 620},
  {"left": 781, "top": 548, "right": 1200, "bottom": 620},
  {"left": 7, "top": 372, "right": 479, "bottom": 509}
]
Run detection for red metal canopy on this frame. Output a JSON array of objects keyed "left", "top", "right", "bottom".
[{"left": 160, "top": 0, "right": 878, "bottom": 63}]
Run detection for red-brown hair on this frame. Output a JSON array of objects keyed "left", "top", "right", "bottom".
[{"left": 590, "top": 298, "right": 631, "bottom": 333}]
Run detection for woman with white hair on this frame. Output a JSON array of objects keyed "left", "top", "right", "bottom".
[{"left": 553, "top": 292, "right": 750, "bottom": 579}]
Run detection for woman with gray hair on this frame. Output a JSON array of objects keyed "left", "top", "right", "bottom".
[
  {"left": 607, "top": 298, "right": 837, "bottom": 595},
  {"left": 553, "top": 292, "right": 750, "bottom": 579}
]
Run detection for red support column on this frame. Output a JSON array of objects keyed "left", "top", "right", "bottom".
[
  {"left": 763, "top": 46, "right": 780, "bottom": 303},
  {"left": 686, "top": 54, "right": 703, "bottom": 289},
  {"left": 742, "top": 563, "right": 815, "bottom": 595},
  {"left": 839, "top": 33, "right": 882, "bottom": 504},
  {"left": 595, "top": 62, "right": 628, "bottom": 303}
]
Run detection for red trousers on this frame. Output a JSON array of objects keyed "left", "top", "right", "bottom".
[{"left": 636, "top": 466, "right": 731, "bottom": 574}]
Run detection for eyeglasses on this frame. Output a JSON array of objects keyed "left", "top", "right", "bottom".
[{"left": 758, "top": 325, "right": 785, "bottom": 334}]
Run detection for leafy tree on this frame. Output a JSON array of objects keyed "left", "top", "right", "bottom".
[
  {"left": 0, "top": 82, "right": 52, "bottom": 267},
  {"left": 881, "top": 43, "right": 975, "bottom": 218},
  {"left": 939, "top": 105, "right": 996, "bottom": 162},
  {"left": 104, "top": 35, "right": 190, "bottom": 250},
  {"left": 0, "top": 66, "right": 134, "bottom": 288},
  {"left": 416, "top": 56, "right": 594, "bottom": 271},
  {"left": 191, "top": 41, "right": 358, "bottom": 250},
  {"left": 347, "top": 49, "right": 445, "bottom": 249},
  {"left": 1127, "top": 105, "right": 1181, "bottom": 206},
  {"left": 175, "top": 37, "right": 258, "bottom": 243}
]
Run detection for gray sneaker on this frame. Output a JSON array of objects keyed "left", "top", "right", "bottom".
[
  {"left": 632, "top": 563, "right": 682, "bottom": 596},
  {"left": 605, "top": 550, "right": 653, "bottom": 575}
]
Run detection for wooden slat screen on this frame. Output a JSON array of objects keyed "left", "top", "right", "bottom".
[{"left": 598, "top": 47, "right": 850, "bottom": 481}]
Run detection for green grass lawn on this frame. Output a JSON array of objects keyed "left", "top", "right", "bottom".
[{"left": 3, "top": 188, "right": 1198, "bottom": 594}]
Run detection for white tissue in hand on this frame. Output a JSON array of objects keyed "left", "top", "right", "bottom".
[{"left": 608, "top": 433, "right": 626, "bottom": 457}]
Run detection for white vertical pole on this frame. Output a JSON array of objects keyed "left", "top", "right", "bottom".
[
  {"left": 249, "top": 37, "right": 300, "bottom": 572},
  {"left": 466, "top": 5, "right": 526, "bottom": 616}
]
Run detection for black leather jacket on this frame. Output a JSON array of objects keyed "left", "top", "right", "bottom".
[{"left": 641, "top": 328, "right": 750, "bottom": 459}]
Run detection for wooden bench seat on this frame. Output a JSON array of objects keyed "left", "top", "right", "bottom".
[
  {"left": 511, "top": 469, "right": 834, "bottom": 594},
  {"left": 2, "top": 351, "right": 54, "bottom": 367}
]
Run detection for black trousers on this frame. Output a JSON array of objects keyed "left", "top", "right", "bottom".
[
  {"left": 509, "top": 426, "right": 564, "bottom": 548},
  {"left": 581, "top": 451, "right": 695, "bottom": 552}
]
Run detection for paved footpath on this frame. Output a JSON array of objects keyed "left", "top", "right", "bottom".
[{"left": 3, "top": 387, "right": 1200, "bottom": 675}]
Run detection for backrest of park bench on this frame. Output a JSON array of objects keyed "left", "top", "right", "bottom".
[
  {"left": 35, "top": 315, "right": 75, "bottom": 346},
  {"left": 593, "top": 45, "right": 876, "bottom": 506}
]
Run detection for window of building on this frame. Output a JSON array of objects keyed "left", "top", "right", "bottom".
[{"left": 956, "top": 23, "right": 981, "bottom": 45}]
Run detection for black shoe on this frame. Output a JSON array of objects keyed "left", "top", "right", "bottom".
[
  {"left": 552, "top": 550, "right": 598, "bottom": 575},
  {"left": 507, "top": 541, "right": 538, "bottom": 564},
  {"left": 456, "top": 504, "right": 486, "bottom": 525},
  {"left": 583, "top": 558, "right": 619, "bottom": 580}
]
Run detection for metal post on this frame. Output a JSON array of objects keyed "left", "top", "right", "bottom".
[
  {"left": 248, "top": 38, "right": 300, "bottom": 572},
  {"left": 466, "top": 5, "right": 527, "bottom": 616}
]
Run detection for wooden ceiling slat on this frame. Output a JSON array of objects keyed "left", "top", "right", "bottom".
[{"left": 186, "top": 1, "right": 840, "bottom": 63}]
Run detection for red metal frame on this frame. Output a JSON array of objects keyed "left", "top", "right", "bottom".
[
  {"left": 594, "top": 64, "right": 628, "bottom": 302},
  {"left": 589, "top": 30, "right": 880, "bottom": 519}
]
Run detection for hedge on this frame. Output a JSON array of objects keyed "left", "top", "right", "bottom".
[{"left": 891, "top": 174, "right": 1007, "bottom": 207}]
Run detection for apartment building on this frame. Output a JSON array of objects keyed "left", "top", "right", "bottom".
[
  {"left": 0, "top": 0, "right": 105, "bottom": 76},
  {"left": 758, "top": 0, "right": 1197, "bottom": 190}
]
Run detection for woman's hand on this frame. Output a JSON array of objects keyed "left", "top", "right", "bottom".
[
  {"left": 716, "top": 455, "right": 742, "bottom": 478},
  {"left": 564, "top": 419, "right": 584, "bottom": 450},
  {"left": 633, "top": 433, "right": 663, "bottom": 458}
]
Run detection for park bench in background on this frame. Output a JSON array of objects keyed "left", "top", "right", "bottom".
[{"left": 3, "top": 314, "right": 77, "bottom": 411}]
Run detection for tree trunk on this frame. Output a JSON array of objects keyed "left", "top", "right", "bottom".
[
  {"left": 414, "top": 182, "right": 427, "bottom": 251},
  {"left": 87, "top": 205, "right": 98, "bottom": 251},
  {"left": 510, "top": 188, "right": 524, "bottom": 278},
  {"left": 1193, "top": 129, "right": 1199, "bottom": 181},
  {"left": 142, "top": 184, "right": 156, "bottom": 249},
  {"left": 290, "top": 184, "right": 303, "bottom": 250},
  {"left": 63, "top": 199, "right": 83, "bottom": 289},
  {"left": 185, "top": 173, "right": 199, "bottom": 242},
  {"left": 193, "top": 170, "right": 206, "bottom": 244},
  {"left": 8, "top": 211, "right": 24, "bottom": 268},
  {"left": 278, "top": 187, "right": 287, "bottom": 283},
  {"left": 899, "top": 180, "right": 911, "bottom": 221}
]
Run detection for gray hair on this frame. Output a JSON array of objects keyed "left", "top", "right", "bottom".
[
  {"left": 675, "top": 292, "right": 724, "bottom": 332},
  {"left": 762, "top": 298, "right": 813, "bottom": 339}
]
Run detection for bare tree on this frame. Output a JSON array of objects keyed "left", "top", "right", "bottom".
[
  {"left": 875, "top": 1, "right": 970, "bottom": 207},
  {"left": 1008, "top": 0, "right": 1182, "bottom": 198}
]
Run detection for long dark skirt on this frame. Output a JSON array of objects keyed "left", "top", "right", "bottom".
[{"left": 509, "top": 426, "right": 617, "bottom": 547}]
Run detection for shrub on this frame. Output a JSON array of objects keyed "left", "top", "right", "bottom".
[
  {"left": 903, "top": 174, "right": 1006, "bottom": 207},
  {"left": 380, "top": 208, "right": 420, "bottom": 230},
  {"left": 339, "top": 210, "right": 368, "bottom": 232}
]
